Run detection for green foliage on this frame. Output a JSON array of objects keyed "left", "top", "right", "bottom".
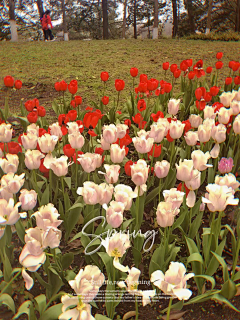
[{"left": 186, "top": 31, "right": 240, "bottom": 41}]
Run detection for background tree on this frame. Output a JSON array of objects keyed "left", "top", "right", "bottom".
[
  {"left": 102, "top": 0, "right": 109, "bottom": 39},
  {"left": 9, "top": 0, "right": 18, "bottom": 41},
  {"left": 62, "top": 0, "right": 69, "bottom": 40},
  {"left": 153, "top": 0, "right": 159, "bottom": 39},
  {"left": 122, "top": 0, "right": 128, "bottom": 38}
]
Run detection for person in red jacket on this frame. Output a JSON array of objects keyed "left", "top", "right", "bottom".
[{"left": 41, "top": 10, "right": 54, "bottom": 41}]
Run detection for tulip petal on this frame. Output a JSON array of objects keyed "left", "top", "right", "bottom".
[
  {"left": 186, "top": 190, "right": 196, "bottom": 208},
  {"left": 22, "top": 269, "right": 34, "bottom": 290},
  {"left": 118, "top": 281, "right": 127, "bottom": 288},
  {"left": 113, "top": 258, "right": 130, "bottom": 272},
  {"left": 210, "top": 143, "right": 220, "bottom": 159},
  {"left": 172, "top": 288, "right": 193, "bottom": 300}
]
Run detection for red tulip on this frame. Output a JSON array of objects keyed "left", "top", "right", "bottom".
[
  {"left": 54, "top": 82, "right": 61, "bottom": 91},
  {"left": 137, "top": 99, "right": 146, "bottom": 112},
  {"left": 210, "top": 86, "right": 220, "bottom": 96},
  {"left": 137, "top": 82, "right": 148, "bottom": 93},
  {"left": 59, "top": 80, "right": 68, "bottom": 91},
  {"left": 27, "top": 112, "right": 38, "bottom": 123},
  {"left": 102, "top": 96, "right": 109, "bottom": 105},
  {"left": 63, "top": 144, "right": 75, "bottom": 158},
  {"left": 130, "top": 67, "right": 138, "bottom": 77},
  {"left": 234, "top": 76, "right": 240, "bottom": 85},
  {"left": 140, "top": 74, "right": 148, "bottom": 83},
  {"left": 215, "top": 61, "right": 223, "bottom": 69},
  {"left": 75, "top": 96, "right": 82, "bottom": 105},
  {"left": 182, "top": 120, "right": 192, "bottom": 133},
  {"left": 188, "top": 71, "right": 195, "bottom": 80},
  {"left": 39, "top": 158, "right": 49, "bottom": 174},
  {"left": 25, "top": 100, "right": 35, "bottom": 112},
  {"left": 73, "top": 150, "right": 84, "bottom": 164},
  {"left": 225, "top": 77, "right": 232, "bottom": 85},
  {"left": 147, "top": 79, "right": 158, "bottom": 91},
  {"left": 174, "top": 69, "right": 181, "bottom": 78},
  {"left": 58, "top": 114, "right": 69, "bottom": 126},
  {"left": 101, "top": 72, "right": 109, "bottom": 82},
  {"left": 39, "top": 128, "right": 47, "bottom": 137},
  {"left": 4, "top": 75, "right": 14, "bottom": 87},
  {"left": 180, "top": 60, "right": 189, "bottom": 72},
  {"left": 37, "top": 106, "right": 46, "bottom": 117},
  {"left": 206, "top": 66, "right": 213, "bottom": 74},
  {"left": 151, "top": 111, "right": 164, "bottom": 122},
  {"left": 83, "top": 111, "right": 102, "bottom": 129},
  {"left": 95, "top": 147, "right": 104, "bottom": 155},
  {"left": 68, "top": 110, "right": 77, "bottom": 121},
  {"left": 115, "top": 79, "right": 125, "bottom": 91},
  {"left": 125, "top": 160, "right": 133, "bottom": 176},
  {"left": 124, "top": 119, "right": 131, "bottom": 127},
  {"left": 170, "top": 64, "right": 178, "bottom": 73},
  {"left": 163, "top": 82, "right": 172, "bottom": 93},
  {"left": 162, "top": 62, "right": 169, "bottom": 71},
  {"left": 148, "top": 144, "right": 162, "bottom": 158},
  {"left": 216, "top": 52, "right": 223, "bottom": 60},
  {"left": 14, "top": 80, "right": 22, "bottom": 90},
  {"left": 68, "top": 83, "right": 78, "bottom": 95}
]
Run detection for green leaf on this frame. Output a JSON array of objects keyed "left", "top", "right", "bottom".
[
  {"left": 220, "top": 279, "right": 237, "bottom": 300},
  {"left": 34, "top": 294, "right": 46, "bottom": 315},
  {"left": 95, "top": 315, "right": 112, "bottom": 320},
  {"left": 14, "top": 220, "right": 25, "bottom": 244},
  {"left": 66, "top": 206, "right": 83, "bottom": 240},
  {"left": 132, "top": 247, "right": 142, "bottom": 268},
  {"left": 0, "top": 293, "right": 15, "bottom": 313},
  {"left": 67, "top": 202, "right": 84, "bottom": 212},
  {"left": 40, "top": 303, "right": 63, "bottom": 320},
  {"left": 61, "top": 252, "right": 74, "bottom": 270},
  {"left": 145, "top": 187, "right": 159, "bottom": 205},
  {"left": 13, "top": 300, "right": 36, "bottom": 319},
  {"left": 64, "top": 177, "right": 71, "bottom": 189},
  {"left": 40, "top": 185, "right": 50, "bottom": 206},
  {"left": 69, "top": 231, "right": 82, "bottom": 243},
  {"left": 187, "top": 253, "right": 203, "bottom": 265},
  {"left": 211, "top": 251, "right": 229, "bottom": 282},
  {"left": 211, "top": 293, "right": 240, "bottom": 312},
  {"left": 194, "top": 275, "right": 215, "bottom": 290},
  {"left": 97, "top": 252, "right": 113, "bottom": 277}
]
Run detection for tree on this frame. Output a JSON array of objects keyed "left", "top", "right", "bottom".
[
  {"left": 205, "top": 0, "right": 213, "bottom": 34},
  {"left": 36, "top": 0, "right": 44, "bottom": 17},
  {"left": 62, "top": 0, "right": 69, "bottom": 40},
  {"left": 102, "top": 0, "right": 108, "bottom": 39},
  {"left": 122, "top": 0, "right": 127, "bottom": 38},
  {"left": 8, "top": 0, "right": 18, "bottom": 41},
  {"left": 236, "top": 0, "right": 240, "bottom": 32},
  {"left": 172, "top": 0, "right": 178, "bottom": 37},
  {"left": 184, "top": 0, "right": 195, "bottom": 33},
  {"left": 153, "top": 0, "right": 158, "bottom": 39}
]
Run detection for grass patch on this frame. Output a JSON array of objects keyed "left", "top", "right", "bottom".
[{"left": 0, "top": 39, "right": 239, "bottom": 117}]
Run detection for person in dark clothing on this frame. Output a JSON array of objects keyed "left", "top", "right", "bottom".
[{"left": 41, "top": 10, "right": 54, "bottom": 41}]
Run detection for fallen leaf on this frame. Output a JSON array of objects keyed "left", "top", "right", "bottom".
[
  {"left": 162, "top": 310, "right": 188, "bottom": 320},
  {"left": 123, "top": 311, "right": 136, "bottom": 320}
]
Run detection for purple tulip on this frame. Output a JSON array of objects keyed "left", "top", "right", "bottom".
[{"left": 218, "top": 157, "right": 234, "bottom": 174}]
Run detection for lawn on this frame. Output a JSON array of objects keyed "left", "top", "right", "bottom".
[{"left": 0, "top": 38, "right": 239, "bottom": 116}]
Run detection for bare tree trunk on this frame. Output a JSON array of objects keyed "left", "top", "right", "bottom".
[
  {"left": 9, "top": 0, "right": 18, "bottom": 42},
  {"left": 102, "top": 0, "right": 109, "bottom": 39},
  {"left": 236, "top": 0, "right": 240, "bottom": 32},
  {"left": 122, "top": 0, "right": 128, "bottom": 39},
  {"left": 36, "top": 0, "right": 44, "bottom": 17},
  {"left": 172, "top": 0, "right": 178, "bottom": 38},
  {"left": 205, "top": 0, "right": 213, "bottom": 34},
  {"left": 153, "top": 0, "right": 158, "bottom": 39},
  {"left": 97, "top": 0, "right": 102, "bottom": 39},
  {"left": 185, "top": 0, "right": 195, "bottom": 33},
  {"left": 62, "top": 0, "right": 69, "bottom": 40},
  {"left": 133, "top": 0, "right": 137, "bottom": 39}
]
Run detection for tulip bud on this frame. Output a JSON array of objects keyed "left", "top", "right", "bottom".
[
  {"left": 176, "top": 159, "right": 194, "bottom": 182},
  {"left": 102, "top": 164, "right": 120, "bottom": 184},
  {"left": 110, "top": 144, "right": 125, "bottom": 163},
  {"left": 103, "top": 201, "right": 124, "bottom": 228},
  {"left": 233, "top": 115, "right": 240, "bottom": 134},
  {"left": 78, "top": 153, "right": 102, "bottom": 173},
  {"left": 19, "top": 189, "right": 37, "bottom": 211},
  {"left": 154, "top": 160, "right": 170, "bottom": 178},
  {"left": 211, "top": 124, "right": 226, "bottom": 143},
  {"left": 102, "top": 124, "right": 118, "bottom": 144},
  {"left": 50, "top": 155, "right": 69, "bottom": 177},
  {"left": 77, "top": 181, "right": 102, "bottom": 205},
  {"left": 68, "top": 132, "right": 85, "bottom": 149},
  {"left": 218, "top": 107, "right": 232, "bottom": 124},
  {"left": 168, "top": 99, "right": 180, "bottom": 116},
  {"left": 49, "top": 122, "right": 63, "bottom": 139},
  {"left": 25, "top": 150, "right": 44, "bottom": 170},
  {"left": 21, "top": 132, "right": 38, "bottom": 150},
  {"left": 191, "top": 150, "right": 212, "bottom": 171},
  {"left": 131, "top": 159, "right": 148, "bottom": 186},
  {"left": 169, "top": 120, "right": 185, "bottom": 139},
  {"left": 116, "top": 124, "right": 128, "bottom": 139},
  {"left": 0, "top": 123, "right": 12, "bottom": 143},
  {"left": 156, "top": 202, "right": 179, "bottom": 227},
  {"left": 0, "top": 154, "right": 19, "bottom": 173},
  {"left": 184, "top": 131, "right": 198, "bottom": 146}
]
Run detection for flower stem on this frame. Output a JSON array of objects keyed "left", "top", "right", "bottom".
[
  {"left": 135, "top": 186, "right": 140, "bottom": 231},
  {"left": 158, "top": 178, "right": 162, "bottom": 202},
  {"left": 135, "top": 295, "right": 139, "bottom": 320},
  {"left": 1, "top": 270, "right": 21, "bottom": 294},
  {"left": 166, "top": 297, "right": 173, "bottom": 320},
  {"left": 75, "top": 149, "right": 78, "bottom": 188}
]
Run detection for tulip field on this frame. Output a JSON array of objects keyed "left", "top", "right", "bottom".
[{"left": 0, "top": 42, "right": 240, "bottom": 320}]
